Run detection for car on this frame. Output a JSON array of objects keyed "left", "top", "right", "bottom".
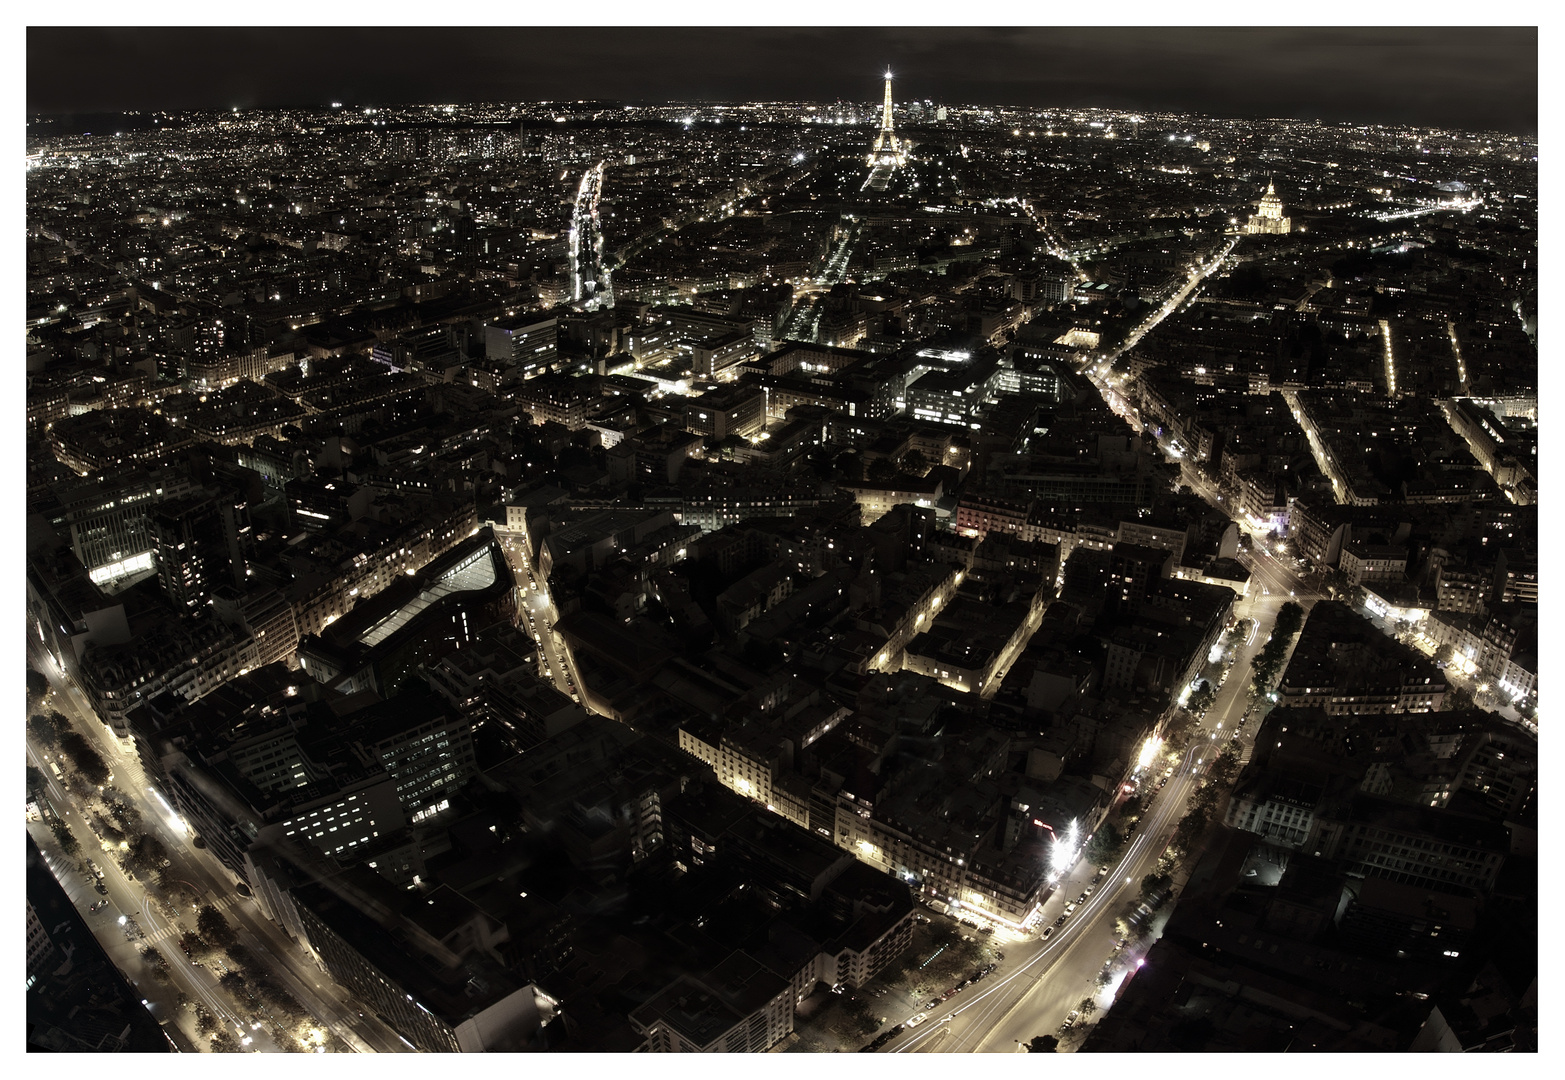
[
  {"left": 1053, "top": 915, "right": 1067, "bottom": 928},
  {"left": 1075, "top": 893, "right": 1088, "bottom": 904},
  {"left": 1064, "top": 904, "right": 1077, "bottom": 916},
  {"left": 925, "top": 1001, "right": 941, "bottom": 1010},
  {"left": 89, "top": 899, "right": 108, "bottom": 913},
  {"left": 1084, "top": 885, "right": 1095, "bottom": 896},
  {"left": 94, "top": 883, "right": 108, "bottom": 895},
  {"left": 1041, "top": 927, "right": 1053, "bottom": 940},
  {"left": 906, "top": 1013, "right": 927, "bottom": 1028}
]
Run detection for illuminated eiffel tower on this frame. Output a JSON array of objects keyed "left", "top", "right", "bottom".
[{"left": 867, "top": 69, "right": 907, "bottom": 167}]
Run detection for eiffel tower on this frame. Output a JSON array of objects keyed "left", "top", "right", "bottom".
[
  {"left": 864, "top": 69, "right": 909, "bottom": 192},
  {"left": 868, "top": 69, "right": 906, "bottom": 167}
]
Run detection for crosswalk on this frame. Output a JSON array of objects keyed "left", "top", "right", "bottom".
[{"left": 143, "top": 892, "right": 241, "bottom": 946}]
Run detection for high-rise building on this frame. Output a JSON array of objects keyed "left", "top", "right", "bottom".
[
  {"left": 486, "top": 314, "right": 559, "bottom": 378},
  {"left": 149, "top": 492, "right": 248, "bottom": 610}
]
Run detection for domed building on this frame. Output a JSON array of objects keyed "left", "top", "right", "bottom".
[{"left": 1244, "top": 179, "right": 1291, "bottom": 235}]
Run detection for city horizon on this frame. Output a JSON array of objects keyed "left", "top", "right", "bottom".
[{"left": 27, "top": 26, "right": 1539, "bottom": 134}]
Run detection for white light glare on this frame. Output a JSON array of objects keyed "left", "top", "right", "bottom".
[
  {"left": 1050, "top": 818, "right": 1080, "bottom": 878},
  {"left": 1137, "top": 736, "right": 1163, "bottom": 771}
]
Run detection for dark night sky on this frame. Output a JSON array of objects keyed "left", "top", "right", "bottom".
[{"left": 27, "top": 25, "right": 1538, "bottom": 133}]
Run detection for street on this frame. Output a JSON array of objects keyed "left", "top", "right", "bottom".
[
  {"left": 877, "top": 586, "right": 1287, "bottom": 1053},
  {"left": 495, "top": 528, "right": 583, "bottom": 701},
  {"left": 26, "top": 634, "right": 408, "bottom": 1054}
]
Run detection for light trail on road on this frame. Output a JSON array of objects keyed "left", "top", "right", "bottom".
[
  {"left": 27, "top": 633, "right": 406, "bottom": 1053},
  {"left": 888, "top": 733, "right": 1215, "bottom": 1054}
]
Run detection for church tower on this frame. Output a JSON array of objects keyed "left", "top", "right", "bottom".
[{"left": 1245, "top": 179, "right": 1291, "bottom": 235}]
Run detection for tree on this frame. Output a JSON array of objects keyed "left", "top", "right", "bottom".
[
  {"left": 1085, "top": 822, "right": 1124, "bottom": 865},
  {"left": 124, "top": 833, "right": 169, "bottom": 879},
  {"left": 1170, "top": 807, "right": 1210, "bottom": 858},
  {"left": 1250, "top": 603, "right": 1306, "bottom": 697},
  {"left": 866, "top": 456, "right": 897, "bottom": 483},
  {"left": 1209, "top": 747, "right": 1240, "bottom": 785},
  {"left": 25, "top": 765, "right": 46, "bottom": 796},
  {"left": 28, "top": 713, "right": 59, "bottom": 750},
  {"left": 141, "top": 945, "right": 172, "bottom": 984},
  {"left": 806, "top": 447, "right": 839, "bottom": 480},
  {"left": 27, "top": 667, "right": 49, "bottom": 699},
  {"left": 1077, "top": 996, "right": 1099, "bottom": 1019},
  {"left": 210, "top": 1032, "right": 241, "bottom": 1053},
  {"left": 1187, "top": 679, "right": 1217, "bottom": 715},
  {"left": 1140, "top": 872, "right": 1173, "bottom": 902},
  {"left": 225, "top": 943, "right": 257, "bottom": 970},
  {"left": 92, "top": 812, "right": 127, "bottom": 846},
  {"left": 1027, "top": 1034, "right": 1060, "bottom": 1052},
  {"left": 900, "top": 449, "right": 928, "bottom": 476},
  {"left": 180, "top": 931, "right": 214, "bottom": 960},
  {"left": 1274, "top": 601, "right": 1305, "bottom": 638},
  {"left": 197, "top": 904, "right": 237, "bottom": 949},
  {"left": 59, "top": 731, "right": 109, "bottom": 786},
  {"left": 48, "top": 819, "right": 79, "bottom": 857},
  {"left": 257, "top": 981, "right": 305, "bottom": 1023},
  {"left": 218, "top": 970, "right": 247, "bottom": 996}
]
